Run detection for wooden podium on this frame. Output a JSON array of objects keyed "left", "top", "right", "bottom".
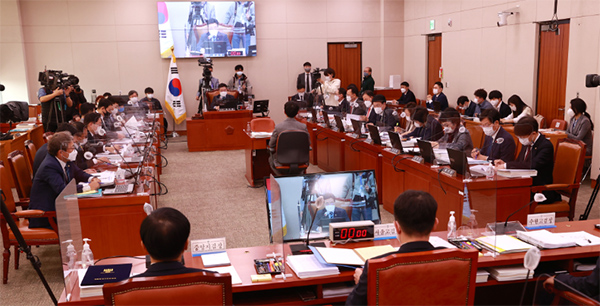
[{"left": 187, "top": 110, "right": 253, "bottom": 152}]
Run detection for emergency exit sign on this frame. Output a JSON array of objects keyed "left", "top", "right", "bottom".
[{"left": 430, "top": 20, "right": 435, "bottom": 30}]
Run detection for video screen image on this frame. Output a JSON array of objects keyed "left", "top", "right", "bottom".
[
  {"left": 157, "top": 1, "right": 257, "bottom": 58},
  {"left": 269, "top": 170, "right": 381, "bottom": 242}
]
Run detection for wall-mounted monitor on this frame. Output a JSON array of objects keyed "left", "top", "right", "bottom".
[{"left": 157, "top": 1, "right": 257, "bottom": 58}]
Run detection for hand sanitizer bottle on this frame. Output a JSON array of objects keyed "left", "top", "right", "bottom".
[
  {"left": 447, "top": 211, "right": 457, "bottom": 240},
  {"left": 62, "top": 240, "right": 77, "bottom": 270},
  {"left": 81, "top": 238, "right": 94, "bottom": 269}
]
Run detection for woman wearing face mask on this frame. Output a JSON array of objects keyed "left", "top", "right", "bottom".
[
  {"left": 128, "top": 90, "right": 139, "bottom": 107},
  {"left": 316, "top": 68, "right": 341, "bottom": 111},
  {"left": 403, "top": 106, "right": 443, "bottom": 141},
  {"left": 501, "top": 95, "right": 533, "bottom": 124},
  {"left": 400, "top": 102, "right": 417, "bottom": 136},
  {"left": 566, "top": 98, "right": 594, "bottom": 156},
  {"left": 432, "top": 108, "right": 473, "bottom": 154}
]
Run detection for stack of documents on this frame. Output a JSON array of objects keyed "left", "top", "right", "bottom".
[
  {"left": 487, "top": 265, "right": 533, "bottom": 282},
  {"left": 516, "top": 230, "right": 577, "bottom": 249},
  {"left": 286, "top": 255, "right": 339, "bottom": 279},
  {"left": 310, "top": 245, "right": 396, "bottom": 266},
  {"left": 250, "top": 131, "right": 272, "bottom": 138},
  {"left": 497, "top": 169, "right": 538, "bottom": 178},
  {"left": 476, "top": 269, "right": 490, "bottom": 283},
  {"left": 557, "top": 231, "right": 600, "bottom": 246},
  {"left": 201, "top": 252, "right": 231, "bottom": 267},
  {"left": 475, "top": 235, "right": 535, "bottom": 254},
  {"left": 92, "top": 170, "right": 116, "bottom": 187}
]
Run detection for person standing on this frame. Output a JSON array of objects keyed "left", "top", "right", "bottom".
[
  {"left": 360, "top": 67, "right": 374, "bottom": 94},
  {"left": 297, "top": 62, "right": 317, "bottom": 93},
  {"left": 39, "top": 85, "right": 74, "bottom": 132},
  {"left": 317, "top": 68, "right": 341, "bottom": 111}
]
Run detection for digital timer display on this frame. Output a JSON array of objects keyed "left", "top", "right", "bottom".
[
  {"left": 227, "top": 50, "right": 244, "bottom": 56},
  {"left": 329, "top": 221, "right": 375, "bottom": 243}
]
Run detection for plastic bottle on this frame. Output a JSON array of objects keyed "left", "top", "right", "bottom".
[
  {"left": 246, "top": 121, "right": 251, "bottom": 133},
  {"left": 81, "top": 238, "right": 94, "bottom": 269},
  {"left": 486, "top": 164, "right": 495, "bottom": 180},
  {"left": 91, "top": 89, "right": 97, "bottom": 103},
  {"left": 447, "top": 211, "right": 457, "bottom": 239},
  {"left": 62, "top": 240, "right": 77, "bottom": 270}
]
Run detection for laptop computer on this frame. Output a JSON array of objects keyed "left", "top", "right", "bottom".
[
  {"left": 334, "top": 115, "right": 345, "bottom": 132},
  {"left": 388, "top": 131, "right": 404, "bottom": 154},
  {"left": 351, "top": 119, "right": 367, "bottom": 138},
  {"left": 447, "top": 148, "right": 485, "bottom": 178},
  {"left": 367, "top": 124, "right": 382, "bottom": 146}
]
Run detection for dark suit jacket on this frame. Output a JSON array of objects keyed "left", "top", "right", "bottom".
[
  {"left": 346, "top": 241, "right": 440, "bottom": 306},
  {"left": 482, "top": 126, "right": 516, "bottom": 162},
  {"left": 198, "top": 31, "right": 232, "bottom": 52},
  {"left": 32, "top": 143, "right": 48, "bottom": 178},
  {"left": 506, "top": 134, "right": 560, "bottom": 203},
  {"left": 368, "top": 108, "right": 397, "bottom": 132},
  {"left": 29, "top": 155, "right": 91, "bottom": 228},
  {"left": 404, "top": 115, "right": 443, "bottom": 141},
  {"left": 139, "top": 97, "right": 163, "bottom": 111},
  {"left": 555, "top": 257, "right": 599, "bottom": 301},
  {"left": 297, "top": 72, "right": 318, "bottom": 92},
  {"left": 210, "top": 94, "right": 236, "bottom": 110},
  {"left": 339, "top": 99, "right": 351, "bottom": 114},
  {"left": 349, "top": 99, "right": 367, "bottom": 115},
  {"left": 498, "top": 102, "right": 512, "bottom": 119},
  {"left": 291, "top": 92, "right": 313, "bottom": 108},
  {"left": 427, "top": 92, "right": 448, "bottom": 111},
  {"left": 397, "top": 89, "right": 416, "bottom": 105},
  {"left": 360, "top": 76, "right": 375, "bottom": 94},
  {"left": 84, "top": 131, "right": 107, "bottom": 154},
  {"left": 311, "top": 207, "right": 350, "bottom": 230},
  {"left": 132, "top": 261, "right": 213, "bottom": 278},
  {"left": 464, "top": 102, "right": 477, "bottom": 117}
]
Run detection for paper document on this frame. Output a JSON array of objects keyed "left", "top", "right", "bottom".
[
  {"left": 516, "top": 230, "right": 576, "bottom": 249},
  {"left": 250, "top": 131, "right": 272, "bottom": 138},
  {"left": 201, "top": 252, "right": 231, "bottom": 267},
  {"left": 476, "top": 235, "right": 534, "bottom": 254},
  {"left": 209, "top": 266, "right": 242, "bottom": 284},
  {"left": 557, "top": 231, "right": 600, "bottom": 246},
  {"left": 353, "top": 245, "right": 395, "bottom": 262},
  {"left": 286, "top": 254, "right": 339, "bottom": 279},
  {"left": 497, "top": 169, "right": 538, "bottom": 178},
  {"left": 467, "top": 157, "right": 489, "bottom": 165},
  {"left": 314, "top": 247, "right": 365, "bottom": 266},
  {"left": 429, "top": 236, "right": 457, "bottom": 249}
]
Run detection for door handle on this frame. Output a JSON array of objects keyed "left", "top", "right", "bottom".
[{"left": 558, "top": 108, "right": 565, "bottom": 111}]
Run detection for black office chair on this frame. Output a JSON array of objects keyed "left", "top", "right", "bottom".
[{"left": 270, "top": 130, "right": 310, "bottom": 176}]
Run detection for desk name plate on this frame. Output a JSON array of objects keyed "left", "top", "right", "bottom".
[{"left": 191, "top": 237, "right": 227, "bottom": 256}]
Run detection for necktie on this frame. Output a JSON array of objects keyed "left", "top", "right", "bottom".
[
  {"left": 523, "top": 146, "right": 532, "bottom": 161},
  {"left": 306, "top": 74, "right": 310, "bottom": 92},
  {"left": 65, "top": 164, "right": 71, "bottom": 183},
  {"left": 329, "top": 212, "right": 334, "bottom": 219}
]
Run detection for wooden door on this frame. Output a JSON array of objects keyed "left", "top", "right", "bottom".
[
  {"left": 327, "top": 42, "right": 362, "bottom": 90},
  {"left": 427, "top": 34, "right": 442, "bottom": 95},
  {"left": 537, "top": 21, "right": 570, "bottom": 126}
]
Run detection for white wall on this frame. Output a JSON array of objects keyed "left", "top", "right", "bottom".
[
  {"left": 403, "top": 0, "right": 600, "bottom": 178},
  {"left": 13, "top": 0, "right": 403, "bottom": 127},
  {"left": 0, "top": 0, "right": 29, "bottom": 103}
]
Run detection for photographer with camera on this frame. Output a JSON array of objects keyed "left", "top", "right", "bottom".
[
  {"left": 315, "top": 68, "right": 341, "bottom": 111},
  {"left": 66, "top": 81, "right": 86, "bottom": 122},
  {"left": 38, "top": 71, "right": 75, "bottom": 132},
  {"left": 196, "top": 65, "right": 219, "bottom": 101}
]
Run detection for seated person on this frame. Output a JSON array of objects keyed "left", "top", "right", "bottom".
[
  {"left": 311, "top": 193, "right": 350, "bottom": 231},
  {"left": 472, "top": 88, "right": 493, "bottom": 116},
  {"left": 29, "top": 132, "right": 100, "bottom": 229},
  {"left": 133, "top": 207, "right": 214, "bottom": 277},
  {"left": 541, "top": 257, "right": 599, "bottom": 303},
  {"left": 268, "top": 102, "right": 310, "bottom": 168},
  {"left": 83, "top": 112, "right": 116, "bottom": 154},
  {"left": 456, "top": 96, "right": 472, "bottom": 116},
  {"left": 197, "top": 18, "right": 232, "bottom": 55},
  {"left": 403, "top": 106, "right": 443, "bottom": 141},
  {"left": 128, "top": 90, "right": 139, "bottom": 107},
  {"left": 346, "top": 190, "right": 441, "bottom": 305},
  {"left": 140, "top": 87, "right": 163, "bottom": 111},
  {"left": 566, "top": 98, "right": 594, "bottom": 156},
  {"left": 489, "top": 90, "right": 512, "bottom": 119},
  {"left": 426, "top": 82, "right": 448, "bottom": 111},
  {"left": 397, "top": 81, "right": 416, "bottom": 105},
  {"left": 501, "top": 94, "right": 533, "bottom": 124},
  {"left": 400, "top": 102, "right": 417, "bottom": 136},
  {"left": 367, "top": 94, "right": 397, "bottom": 132},
  {"left": 495, "top": 116, "right": 560, "bottom": 203},
  {"left": 97, "top": 99, "right": 116, "bottom": 132},
  {"left": 210, "top": 83, "right": 237, "bottom": 110},
  {"left": 346, "top": 84, "right": 367, "bottom": 115},
  {"left": 362, "top": 90, "right": 374, "bottom": 119},
  {"left": 33, "top": 123, "right": 78, "bottom": 177},
  {"left": 350, "top": 172, "right": 377, "bottom": 221},
  {"left": 291, "top": 84, "right": 313, "bottom": 108},
  {"left": 472, "top": 108, "right": 516, "bottom": 163},
  {"left": 80, "top": 102, "right": 96, "bottom": 117},
  {"left": 71, "top": 121, "right": 97, "bottom": 173},
  {"left": 433, "top": 108, "right": 473, "bottom": 155},
  {"left": 337, "top": 87, "right": 350, "bottom": 114}
]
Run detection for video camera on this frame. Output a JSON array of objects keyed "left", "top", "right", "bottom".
[
  {"left": 38, "top": 70, "right": 80, "bottom": 91},
  {"left": 586, "top": 74, "right": 599, "bottom": 88},
  {"left": 312, "top": 68, "right": 323, "bottom": 81},
  {"left": 197, "top": 57, "right": 214, "bottom": 88}
]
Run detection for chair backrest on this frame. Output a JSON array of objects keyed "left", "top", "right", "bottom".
[
  {"left": 42, "top": 132, "right": 53, "bottom": 143},
  {"left": 7, "top": 150, "right": 32, "bottom": 199},
  {"left": 550, "top": 119, "right": 567, "bottom": 131},
  {"left": 24, "top": 140, "right": 37, "bottom": 173},
  {"left": 466, "top": 125, "right": 484, "bottom": 149},
  {"left": 367, "top": 248, "right": 478, "bottom": 306},
  {"left": 250, "top": 118, "right": 275, "bottom": 133},
  {"left": 553, "top": 138, "right": 586, "bottom": 185},
  {"left": 534, "top": 114, "right": 546, "bottom": 129},
  {"left": 0, "top": 163, "right": 16, "bottom": 213},
  {"left": 206, "top": 90, "right": 239, "bottom": 106},
  {"left": 275, "top": 130, "right": 310, "bottom": 165},
  {"left": 103, "top": 271, "right": 232, "bottom": 306}
]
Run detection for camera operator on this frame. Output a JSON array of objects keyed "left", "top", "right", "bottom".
[
  {"left": 196, "top": 65, "right": 219, "bottom": 102},
  {"left": 315, "top": 68, "right": 341, "bottom": 111},
  {"left": 67, "top": 83, "right": 87, "bottom": 122},
  {"left": 38, "top": 85, "right": 73, "bottom": 132},
  {"left": 227, "top": 64, "right": 252, "bottom": 100}
]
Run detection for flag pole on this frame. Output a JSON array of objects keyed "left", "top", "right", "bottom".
[{"left": 170, "top": 46, "right": 179, "bottom": 138}]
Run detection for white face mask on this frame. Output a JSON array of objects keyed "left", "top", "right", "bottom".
[
  {"left": 325, "top": 76, "right": 331, "bottom": 82},
  {"left": 414, "top": 122, "right": 423, "bottom": 128},
  {"left": 443, "top": 126, "right": 454, "bottom": 134},
  {"left": 80, "top": 138, "right": 87, "bottom": 145},
  {"left": 209, "top": 29, "right": 218, "bottom": 37},
  {"left": 325, "top": 203, "right": 335, "bottom": 214},
  {"left": 406, "top": 116, "right": 412, "bottom": 122},
  {"left": 482, "top": 126, "right": 495, "bottom": 136},
  {"left": 236, "top": 71, "right": 243, "bottom": 76},
  {"left": 566, "top": 108, "right": 575, "bottom": 118},
  {"left": 364, "top": 100, "right": 372, "bottom": 108},
  {"left": 510, "top": 105, "right": 517, "bottom": 112},
  {"left": 374, "top": 107, "right": 383, "bottom": 115},
  {"left": 400, "top": 88, "right": 407, "bottom": 93},
  {"left": 346, "top": 95, "right": 352, "bottom": 102},
  {"left": 111, "top": 108, "right": 118, "bottom": 115},
  {"left": 490, "top": 99, "right": 499, "bottom": 107},
  {"left": 473, "top": 98, "right": 479, "bottom": 104},
  {"left": 147, "top": 94, "right": 153, "bottom": 99},
  {"left": 518, "top": 136, "right": 532, "bottom": 146},
  {"left": 65, "top": 149, "right": 78, "bottom": 162},
  {"left": 432, "top": 88, "right": 439, "bottom": 95},
  {"left": 130, "top": 97, "right": 138, "bottom": 103},
  {"left": 220, "top": 91, "right": 227, "bottom": 97}
]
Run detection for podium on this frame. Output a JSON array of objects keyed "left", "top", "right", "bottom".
[{"left": 187, "top": 110, "right": 253, "bottom": 152}]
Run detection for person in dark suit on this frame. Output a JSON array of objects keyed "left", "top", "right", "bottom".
[
  {"left": 29, "top": 132, "right": 99, "bottom": 229},
  {"left": 291, "top": 84, "right": 313, "bottom": 108},
  {"left": 197, "top": 18, "right": 232, "bottom": 56},
  {"left": 311, "top": 193, "right": 350, "bottom": 231},
  {"left": 336, "top": 87, "right": 351, "bottom": 114},
  {"left": 426, "top": 81, "right": 448, "bottom": 111},
  {"left": 82, "top": 112, "right": 118, "bottom": 155},
  {"left": 360, "top": 67, "right": 375, "bottom": 95},
  {"left": 397, "top": 81, "right": 416, "bottom": 105},
  {"left": 32, "top": 123, "right": 79, "bottom": 177},
  {"left": 495, "top": 116, "right": 560, "bottom": 203},
  {"left": 346, "top": 190, "right": 441, "bottom": 305},
  {"left": 210, "top": 83, "right": 237, "bottom": 110},
  {"left": 404, "top": 106, "right": 443, "bottom": 141},
  {"left": 489, "top": 90, "right": 512, "bottom": 119},
  {"left": 97, "top": 99, "right": 115, "bottom": 132},
  {"left": 268, "top": 102, "right": 310, "bottom": 168},
  {"left": 297, "top": 62, "right": 318, "bottom": 93},
  {"left": 435, "top": 108, "right": 473, "bottom": 155},
  {"left": 460, "top": 95, "right": 478, "bottom": 117},
  {"left": 346, "top": 84, "right": 367, "bottom": 115},
  {"left": 139, "top": 87, "right": 163, "bottom": 111},
  {"left": 472, "top": 108, "right": 516, "bottom": 163},
  {"left": 367, "top": 95, "right": 397, "bottom": 132},
  {"left": 133, "top": 207, "right": 213, "bottom": 278},
  {"left": 542, "top": 257, "right": 599, "bottom": 303},
  {"left": 471, "top": 88, "right": 493, "bottom": 116}
]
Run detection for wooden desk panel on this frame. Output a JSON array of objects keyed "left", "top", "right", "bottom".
[
  {"left": 315, "top": 128, "right": 344, "bottom": 172},
  {"left": 381, "top": 152, "right": 405, "bottom": 212},
  {"left": 306, "top": 122, "right": 319, "bottom": 165},
  {"left": 374, "top": 89, "right": 403, "bottom": 100},
  {"left": 244, "top": 133, "right": 271, "bottom": 187},
  {"left": 186, "top": 111, "right": 252, "bottom": 152},
  {"left": 27, "top": 125, "right": 45, "bottom": 149}
]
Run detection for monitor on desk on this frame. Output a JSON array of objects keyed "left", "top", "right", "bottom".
[
  {"left": 252, "top": 100, "right": 269, "bottom": 117},
  {"left": 267, "top": 170, "right": 382, "bottom": 243}
]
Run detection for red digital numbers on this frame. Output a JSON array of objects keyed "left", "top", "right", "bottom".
[{"left": 339, "top": 227, "right": 368, "bottom": 239}]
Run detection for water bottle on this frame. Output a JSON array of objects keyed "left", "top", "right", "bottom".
[
  {"left": 91, "top": 89, "right": 97, "bottom": 103},
  {"left": 246, "top": 121, "right": 251, "bottom": 133},
  {"left": 486, "top": 164, "right": 495, "bottom": 180},
  {"left": 62, "top": 240, "right": 77, "bottom": 270},
  {"left": 447, "top": 211, "right": 457, "bottom": 239},
  {"left": 81, "top": 238, "right": 94, "bottom": 269}
]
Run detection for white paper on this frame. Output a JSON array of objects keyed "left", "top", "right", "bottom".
[
  {"left": 250, "top": 131, "right": 272, "bottom": 138},
  {"left": 209, "top": 266, "right": 242, "bottom": 284},
  {"left": 558, "top": 231, "right": 600, "bottom": 246},
  {"left": 429, "top": 236, "right": 457, "bottom": 249},
  {"left": 201, "top": 252, "right": 231, "bottom": 267},
  {"left": 315, "top": 247, "right": 365, "bottom": 266},
  {"left": 467, "top": 157, "right": 490, "bottom": 165}
]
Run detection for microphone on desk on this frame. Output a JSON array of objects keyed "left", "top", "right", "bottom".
[
  {"left": 290, "top": 196, "right": 325, "bottom": 255},
  {"left": 504, "top": 193, "right": 547, "bottom": 228},
  {"left": 520, "top": 247, "right": 541, "bottom": 306}
]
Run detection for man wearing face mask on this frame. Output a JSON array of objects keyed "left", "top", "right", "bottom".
[
  {"left": 346, "top": 190, "right": 441, "bottom": 306},
  {"left": 495, "top": 116, "right": 560, "bottom": 204},
  {"left": 471, "top": 88, "right": 493, "bottom": 116},
  {"left": 433, "top": 108, "right": 473, "bottom": 155},
  {"left": 197, "top": 19, "right": 232, "bottom": 56},
  {"left": 140, "top": 87, "right": 163, "bottom": 111},
  {"left": 367, "top": 95, "right": 397, "bottom": 132},
  {"left": 311, "top": 193, "right": 349, "bottom": 231},
  {"left": 97, "top": 99, "right": 115, "bottom": 132},
  {"left": 297, "top": 62, "right": 317, "bottom": 93},
  {"left": 336, "top": 87, "right": 350, "bottom": 114},
  {"left": 346, "top": 85, "right": 367, "bottom": 115},
  {"left": 32, "top": 123, "right": 78, "bottom": 177},
  {"left": 362, "top": 90, "right": 374, "bottom": 118},
  {"left": 210, "top": 83, "right": 236, "bottom": 110},
  {"left": 83, "top": 112, "right": 117, "bottom": 154},
  {"left": 488, "top": 90, "right": 511, "bottom": 119},
  {"left": 397, "top": 81, "right": 416, "bottom": 105},
  {"left": 403, "top": 106, "right": 443, "bottom": 141},
  {"left": 426, "top": 82, "right": 448, "bottom": 111},
  {"left": 472, "top": 109, "right": 516, "bottom": 163},
  {"left": 29, "top": 132, "right": 100, "bottom": 229},
  {"left": 360, "top": 67, "right": 374, "bottom": 95},
  {"left": 291, "top": 85, "right": 313, "bottom": 108},
  {"left": 227, "top": 65, "right": 252, "bottom": 98},
  {"left": 128, "top": 90, "right": 140, "bottom": 107}
]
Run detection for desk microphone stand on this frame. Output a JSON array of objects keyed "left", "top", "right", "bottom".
[{"left": 0, "top": 191, "right": 57, "bottom": 306}]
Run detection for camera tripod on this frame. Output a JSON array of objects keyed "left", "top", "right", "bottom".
[
  {"left": 197, "top": 76, "right": 212, "bottom": 114},
  {"left": 44, "top": 95, "right": 65, "bottom": 132},
  {"left": 580, "top": 169, "right": 599, "bottom": 220}
]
